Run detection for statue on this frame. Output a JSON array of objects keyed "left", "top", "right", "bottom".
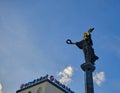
[{"left": 66, "top": 28, "right": 99, "bottom": 65}]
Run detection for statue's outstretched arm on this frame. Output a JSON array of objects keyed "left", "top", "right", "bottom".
[
  {"left": 66, "top": 39, "right": 76, "bottom": 44},
  {"left": 88, "top": 28, "right": 94, "bottom": 35}
]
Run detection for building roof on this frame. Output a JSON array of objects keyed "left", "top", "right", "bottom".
[{"left": 16, "top": 75, "right": 74, "bottom": 93}]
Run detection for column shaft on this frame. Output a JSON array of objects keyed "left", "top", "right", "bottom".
[{"left": 84, "top": 70, "right": 94, "bottom": 93}]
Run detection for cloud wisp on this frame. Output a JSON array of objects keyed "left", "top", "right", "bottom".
[
  {"left": 93, "top": 72, "right": 105, "bottom": 86},
  {"left": 57, "top": 66, "right": 73, "bottom": 85},
  {"left": 0, "top": 83, "right": 2, "bottom": 93}
]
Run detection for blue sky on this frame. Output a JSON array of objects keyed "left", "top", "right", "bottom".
[{"left": 0, "top": 0, "right": 120, "bottom": 93}]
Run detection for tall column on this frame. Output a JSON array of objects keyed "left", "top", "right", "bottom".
[{"left": 81, "top": 62, "right": 95, "bottom": 93}]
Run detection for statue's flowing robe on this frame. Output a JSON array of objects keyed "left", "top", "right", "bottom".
[{"left": 75, "top": 35, "right": 97, "bottom": 64}]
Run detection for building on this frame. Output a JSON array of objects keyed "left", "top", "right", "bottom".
[{"left": 16, "top": 75, "right": 74, "bottom": 93}]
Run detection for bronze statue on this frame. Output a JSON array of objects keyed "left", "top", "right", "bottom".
[{"left": 66, "top": 28, "right": 99, "bottom": 65}]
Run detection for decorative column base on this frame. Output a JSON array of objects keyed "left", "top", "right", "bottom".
[{"left": 81, "top": 62, "right": 95, "bottom": 93}]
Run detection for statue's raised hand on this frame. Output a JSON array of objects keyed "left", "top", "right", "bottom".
[
  {"left": 88, "top": 28, "right": 94, "bottom": 34},
  {"left": 66, "top": 39, "right": 73, "bottom": 44}
]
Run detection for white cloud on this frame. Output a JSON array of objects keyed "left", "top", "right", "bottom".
[
  {"left": 0, "top": 83, "right": 3, "bottom": 93},
  {"left": 57, "top": 66, "right": 73, "bottom": 85},
  {"left": 93, "top": 72, "right": 105, "bottom": 86}
]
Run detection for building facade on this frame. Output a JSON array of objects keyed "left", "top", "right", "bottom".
[{"left": 16, "top": 75, "right": 74, "bottom": 93}]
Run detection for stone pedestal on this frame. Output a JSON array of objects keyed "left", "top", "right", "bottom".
[{"left": 81, "top": 63, "right": 95, "bottom": 93}]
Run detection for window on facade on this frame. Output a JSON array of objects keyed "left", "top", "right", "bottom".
[{"left": 37, "top": 87, "right": 42, "bottom": 93}]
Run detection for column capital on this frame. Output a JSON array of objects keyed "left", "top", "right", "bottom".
[{"left": 81, "top": 62, "right": 95, "bottom": 72}]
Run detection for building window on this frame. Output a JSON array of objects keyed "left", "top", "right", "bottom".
[{"left": 37, "top": 87, "right": 42, "bottom": 93}]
